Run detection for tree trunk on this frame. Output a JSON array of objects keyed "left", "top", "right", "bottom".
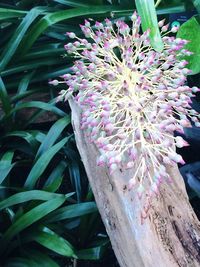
[{"left": 69, "top": 100, "right": 200, "bottom": 267}]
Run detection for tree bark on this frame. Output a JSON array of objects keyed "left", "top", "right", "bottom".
[{"left": 69, "top": 100, "right": 200, "bottom": 267}]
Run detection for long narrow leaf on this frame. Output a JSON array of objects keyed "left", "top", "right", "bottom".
[
  {"left": 135, "top": 0, "right": 164, "bottom": 51},
  {"left": 0, "top": 8, "right": 26, "bottom": 20},
  {"left": 24, "top": 136, "right": 71, "bottom": 189},
  {"left": 23, "top": 249, "right": 60, "bottom": 267},
  {"left": 1, "top": 101, "right": 66, "bottom": 121},
  {"left": 33, "top": 226, "right": 76, "bottom": 257},
  {"left": 36, "top": 116, "right": 70, "bottom": 159},
  {"left": 0, "top": 77, "right": 12, "bottom": 115},
  {"left": 53, "top": 0, "right": 90, "bottom": 7},
  {"left": 0, "top": 151, "right": 15, "bottom": 184},
  {"left": 43, "top": 161, "right": 67, "bottom": 192},
  {"left": 45, "top": 202, "right": 97, "bottom": 222},
  {"left": 76, "top": 246, "right": 106, "bottom": 260},
  {"left": 0, "top": 190, "right": 62, "bottom": 210},
  {"left": 17, "top": 72, "right": 35, "bottom": 95},
  {"left": 1, "top": 58, "right": 63, "bottom": 77}
]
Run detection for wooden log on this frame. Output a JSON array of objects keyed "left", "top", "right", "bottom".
[{"left": 69, "top": 100, "right": 200, "bottom": 267}]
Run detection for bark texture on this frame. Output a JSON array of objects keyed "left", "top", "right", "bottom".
[{"left": 69, "top": 100, "right": 200, "bottom": 267}]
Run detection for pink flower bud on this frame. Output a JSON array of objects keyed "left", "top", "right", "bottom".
[
  {"left": 158, "top": 19, "right": 166, "bottom": 28},
  {"left": 171, "top": 26, "right": 179, "bottom": 33},
  {"left": 192, "top": 86, "right": 200, "bottom": 93},
  {"left": 175, "top": 136, "right": 189, "bottom": 148},
  {"left": 66, "top": 32, "right": 76, "bottom": 38},
  {"left": 126, "top": 161, "right": 134, "bottom": 169},
  {"left": 97, "top": 155, "right": 106, "bottom": 166},
  {"left": 49, "top": 79, "right": 59, "bottom": 86},
  {"left": 161, "top": 24, "right": 169, "bottom": 32}
]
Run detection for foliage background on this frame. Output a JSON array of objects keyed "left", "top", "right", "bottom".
[{"left": 0, "top": 0, "right": 199, "bottom": 266}]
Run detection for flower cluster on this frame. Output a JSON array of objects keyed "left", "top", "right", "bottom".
[{"left": 54, "top": 13, "right": 200, "bottom": 204}]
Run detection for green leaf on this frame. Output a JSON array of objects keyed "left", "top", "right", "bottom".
[
  {"left": 43, "top": 161, "right": 67, "bottom": 192},
  {"left": 156, "top": 4, "right": 186, "bottom": 15},
  {"left": 68, "top": 161, "right": 82, "bottom": 203},
  {"left": 177, "top": 16, "right": 200, "bottom": 75},
  {"left": 76, "top": 246, "right": 106, "bottom": 260},
  {"left": 192, "top": 0, "right": 200, "bottom": 14},
  {"left": 0, "top": 151, "right": 15, "bottom": 184},
  {"left": 36, "top": 116, "right": 70, "bottom": 159},
  {"left": 53, "top": 0, "right": 90, "bottom": 7},
  {"left": 24, "top": 250, "right": 59, "bottom": 267},
  {"left": 4, "top": 130, "right": 42, "bottom": 148},
  {"left": 0, "top": 77, "right": 12, "bottom": 115},
  {"left": 135, "top": 0, "right": 164, "bottom": 51},
  {"left": 23, "top": 249, "right": 60, "bottom": 267},
  {"left": 0, "top": 190, "right": 62, "bottom": 210},
  {"left": 17, "top": 72, "right": 35, "bottom": 95},
  {"left": 33, "top": 226, "right": 76, "bottom": 258},
  {"left": 1, "top": 101, "right": 66, "bottom": 121},
  {"left": 45, "top": 202, "right": 97, "bottom": 222},
  {"left": 1, "top": 58, "right": 63, "bottom": 77},
  {"left": 24, "top": 136, "right": 71, "bottom": 189},
  {"left": 18, "top": 5, "right": 121, "bottom": 56},
  {"left": 0, "top": 8, "right": 26, "bottom": 20},
  {"left": 0, "top": 196, "right": 66, "bottom": 253},
  {"left": 43, "top": 176, "right": 63, "bottom": 193},
  {"left": 0, "top": 7, "right": 45, "bottom": 72}
]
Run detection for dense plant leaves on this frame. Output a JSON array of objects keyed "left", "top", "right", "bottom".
[
  {"left": 0, "top": 196, "right": 66, "bottom": 253},
  {"left": 0, "top": 151, "right": 15, "bottom": 184},
  {"left": 17, "top": 72, "right": 35, "bottom": 95},
  {"left": 0, "top": 190, "right": 63, "bottom": 210},
  {"left": 18, "top": 5, "right": 122, "bottom": 56},
  {"left": 0, "top": 7, "right": 45, "bottom": 71},
  {"left": 0, "top": 77, "right": 12, "bottom": 116},
  {"left": 135, "top": 0, "right": 164, "bottom": 51},
  {"left": 1, "top": 58, "right": 64, "bottom": 77},
  {"left": 177, "top": 16, "right": 200, "bottom": 74},
  {"left": 23, "top": 249, "right": 60, "bottom": 267},
  {"left": 43, "top": 161, "right": 67, "bottom": 192},
  {"left": 32, "top": 226, "right": 77, "bottom": 258},
  {"left": 45, "top": 202, "right": 97, "bottom": 222},
  {"left": 24, "top": 136, "right": 71, "bottom": 189},
  {"left": 2, "top": 101, "right": 66, "bottom": 121},
  {"left": 36, "top": 115, "right": 70, "bottom": 159},
  {"left": 4, "top": 130, "right": 44, "bottom": 148}
]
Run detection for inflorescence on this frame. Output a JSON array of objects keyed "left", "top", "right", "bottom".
[{"left": 52, "top": 12, "right": 200, "bottom": 204}]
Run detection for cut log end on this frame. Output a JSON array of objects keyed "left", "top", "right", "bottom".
[{"left": 69, "top": 99, "right": 200, "bottom": 267}]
